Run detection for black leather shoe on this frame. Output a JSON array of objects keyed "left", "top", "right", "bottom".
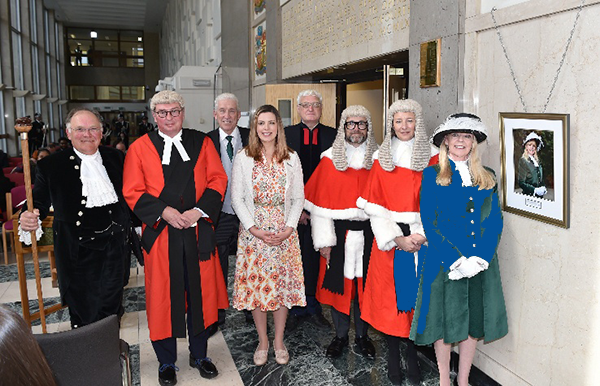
[
  {"left": 189, "top": 355, "right": 218, "bottom": 379},
  {"left": 286, "top": 314, "right": 306, "bottom": 333},
  {"left": 307, "top": 313, "right": 331, "bottom": 330},
  {"left": 326, "top": 336, "right": 348, "bottom": 358},
  {"left": 158, "top": 364, "right": 178, "bottom": 386},
  {"left": 355, "top": 335, "right": 376, "bottom": 359}
]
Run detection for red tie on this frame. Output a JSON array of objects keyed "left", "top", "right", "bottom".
[{"left": 303, "top": 127, "right": 319, "bottom": 145}]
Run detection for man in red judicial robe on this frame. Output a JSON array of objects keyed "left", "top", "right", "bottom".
[
  {"left": 304, "top": 105, "right": 378, "bottom": 359},
  {"left": 123, "top": 90, "right": 228, "bottom": 385}
]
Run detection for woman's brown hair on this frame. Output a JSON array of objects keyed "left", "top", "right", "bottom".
[
  {"left": 0, "top": 306, "right": 57, "bottom": 386},
  {"left": 245, "top": 104, "right": 292, "bottom": 163}
]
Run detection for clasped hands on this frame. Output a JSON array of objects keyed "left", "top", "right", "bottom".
[
  {"left": 250, "top": 226, "right": 293, "bottom": 246},
  {"left": 448, "top": 256, "right": 489, "bottom": 280},
  {"left": 161, "top": 206, "right": 202, "bottom": 230},
  {"left": 394, "top": 234, "right": 426, "bottom": 253}
]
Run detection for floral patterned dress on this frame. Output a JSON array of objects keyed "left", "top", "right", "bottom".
[{"left": 233, "top": 159, "right": 306, "bottom": 311}]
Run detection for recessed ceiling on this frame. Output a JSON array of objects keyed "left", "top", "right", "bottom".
[{"left": 43, "top": 0, "right": 167, "bottom": 32}]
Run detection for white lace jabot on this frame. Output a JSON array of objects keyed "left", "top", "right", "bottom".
[
  {"left": 451, "top": 158, "right": 473, "bottom": 187},
  {"left": 73, "top": 148, "right": 119, "bottom": 208}
]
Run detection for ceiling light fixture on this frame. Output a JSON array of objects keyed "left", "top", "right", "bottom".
[{"left": 90, "top": 30, "right": 97, "bottom": 39}]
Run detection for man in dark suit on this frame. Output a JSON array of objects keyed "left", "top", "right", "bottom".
[
  {"left": 208, "top": 93, "right": 249, "bottom": 325},
  {"left": 20, "top": 108, "right": 131, "bottom": 329},
  {"left": 284, "top": 89, "right": 337, "bottom": 332}
]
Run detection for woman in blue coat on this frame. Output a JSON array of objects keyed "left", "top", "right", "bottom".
[{"left": 410, "top": 113, "right": 508, "bottom": 386}]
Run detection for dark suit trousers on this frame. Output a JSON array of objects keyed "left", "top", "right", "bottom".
[
  {"left": 152, "top": 251, "right": 210, "bottom": 364},
  {"left": 331, "top": 283, "right": 368, "bottom": 339},
  {"left": 63, "top": 230, "right": 126, "bottom": 328},
  {"left": 214, "top": 212, "right": 240, "bottom": 287}
]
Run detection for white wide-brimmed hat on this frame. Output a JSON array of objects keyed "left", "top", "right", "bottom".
[{"left": 431, "top": 113, "right": 488, "bottom": 147}]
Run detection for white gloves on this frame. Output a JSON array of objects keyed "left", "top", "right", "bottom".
[
  {"left": 448, "top": 256, "right": 489, "bottom": 280},
  {"left": 534, "top": 186, "right": 547, "bottom": 196}
]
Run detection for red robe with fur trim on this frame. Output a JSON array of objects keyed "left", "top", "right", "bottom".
[
  {"left": 358, "top": 156, "right": 438, "bottom": 337},
  {"left": 304, "top": 156, "right": 371, "bottom": 315}
]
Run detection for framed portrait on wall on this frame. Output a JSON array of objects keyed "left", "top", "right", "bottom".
[{"left": 499, "top": 112, "right": 570, "bottom": 228}]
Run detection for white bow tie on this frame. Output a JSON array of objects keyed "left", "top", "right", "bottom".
[{"left": 158, "top": 130, "right": 190, "bottom": 165}]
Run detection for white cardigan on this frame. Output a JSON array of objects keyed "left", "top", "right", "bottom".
[{"left": 231, "top": 150, "right": 304, "bottom": 231}]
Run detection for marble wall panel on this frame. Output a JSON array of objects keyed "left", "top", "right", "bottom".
[{"left": 408, "top": 0, "right": 462, "bottom": 136}]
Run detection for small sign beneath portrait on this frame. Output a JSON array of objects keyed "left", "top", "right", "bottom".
[
  {"left": 420, "top": 38, "right": 441, "bottom": 88},
  {"left": 499, "top": 112, "right": 570, "bottom": 228}
]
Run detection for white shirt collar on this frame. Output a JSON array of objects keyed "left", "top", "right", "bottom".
[{"left": 219, "top": 127, "right": 240, "bottom": 142}]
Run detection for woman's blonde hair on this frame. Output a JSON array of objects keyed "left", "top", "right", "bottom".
[
  {"left": 436, "top": 135, "right": 496, "bottom": 190},
  {"left": 245, "top": 104, "right": 291, "bottom": 162}
]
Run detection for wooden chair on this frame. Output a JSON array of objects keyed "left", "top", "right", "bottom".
[
  {"left": 2, "top": 185, "right": 30, "bottom": 264},
  {"left": 12, "top": 212, "right": 60, "bottom": 331}
]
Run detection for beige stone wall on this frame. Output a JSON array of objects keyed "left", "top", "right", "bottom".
[
  {"left": 281, "top": 0, "right": 410, "bottom": 79},
  {"left": 463, "top": 1, "right": 600, "bottom": 384}
]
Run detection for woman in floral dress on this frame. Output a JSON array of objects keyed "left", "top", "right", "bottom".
[{"left": 231, "top": 104, "right": 306, "bottom": 366}]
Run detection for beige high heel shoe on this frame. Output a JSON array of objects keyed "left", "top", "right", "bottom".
[
  {"left": 274, "top": 344, "right": 289, "bottom": 365},
  {"left": 253, "top": 342, "right": 269, "bottom": 366}
]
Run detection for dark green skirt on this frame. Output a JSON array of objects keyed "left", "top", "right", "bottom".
[{"left": 410, "top": 256, "right": 508, "bottom": 345}]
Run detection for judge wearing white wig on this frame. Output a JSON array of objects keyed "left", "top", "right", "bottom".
[
  {"left": 358, "top": 99, "right": 435, "bottom": 385},
  {"left": 410, "top": 113, "right": 508, "bottom": 386}
]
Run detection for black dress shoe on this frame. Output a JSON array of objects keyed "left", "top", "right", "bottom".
[
  {"left": 307, "top": 313, "right": 331, "bottom": 330},
  {"left": 158, "top": 364, "right": 178, "bottom": 386},
  {"left": 326, "top": 336, "right": 348, "bottom": 358},
  {"left": 189, "top": 355, "right": 219, "bottom": 379},
  {"left": 355, "top": 335, "right": 376, "bottom": 359}
]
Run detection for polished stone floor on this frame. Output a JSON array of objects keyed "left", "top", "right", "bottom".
[{"left": 0, "top": 253, "right": 451, "bottom": 386}]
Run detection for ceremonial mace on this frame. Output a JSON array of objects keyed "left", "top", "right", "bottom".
[{"left": 15, "top": 116, "right": 48, "bottom": 332}]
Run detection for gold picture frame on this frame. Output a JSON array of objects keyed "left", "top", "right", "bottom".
[
  {"left": 420, "top": 38, "right": 441, "bottom": 88},
  {"left": 499, "top": 112, "right": 570, "bottom": 228}
]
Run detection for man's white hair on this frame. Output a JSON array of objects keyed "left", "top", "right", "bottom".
[
  {"left": 214, "top": 93, "right": 240, "bottom": 111},
  {"left": 297, "top": 89, "right": 323, "bottom": 105}
]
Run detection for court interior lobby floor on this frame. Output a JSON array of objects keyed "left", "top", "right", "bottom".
[{"left": 0, "top": 253, "right": 451, "bottom": 386}]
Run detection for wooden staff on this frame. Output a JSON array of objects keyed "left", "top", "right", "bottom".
[{"left": 15, "top": 116, "right": 48, "bottom": 332}]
